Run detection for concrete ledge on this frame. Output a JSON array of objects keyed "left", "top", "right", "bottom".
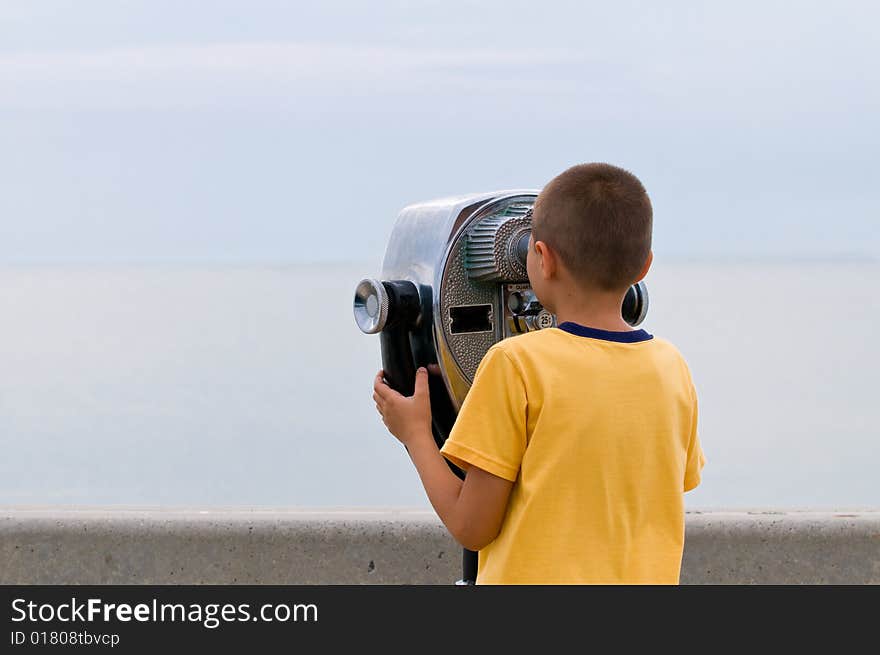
[{"left": 1, "top": 507, "right": 878, "bottom": 584}]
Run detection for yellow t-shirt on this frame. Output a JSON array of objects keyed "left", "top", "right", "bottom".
[{"left": 439, "top": 322, "right": 704, "bottom": 584}]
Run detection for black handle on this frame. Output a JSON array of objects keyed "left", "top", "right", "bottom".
[
  {"left": 375, "top": 278, "right": 475, "bottom": 585},
  {"left": 377, "top": 280, "right": 421, "bottom": 395},
  {"left": 379, "top": 326, "right": 416, "bottom": 396}
]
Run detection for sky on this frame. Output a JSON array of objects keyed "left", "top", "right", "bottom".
[{"left": 0, "top": 1, "right": 877, "bottom": 264}]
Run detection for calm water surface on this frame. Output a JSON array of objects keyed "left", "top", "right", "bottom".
[{"left": 0, "top": 262, "right": 876, "bottom": 508}]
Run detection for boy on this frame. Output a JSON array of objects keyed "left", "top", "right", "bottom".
[{"left": 372, "top": 163, "right": 704, "bottom": 584}]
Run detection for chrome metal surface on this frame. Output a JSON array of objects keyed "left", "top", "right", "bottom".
[
  {"left": 379, "top": 189, "right": 540, "bottom": 409},
  {"left": 535, "top": 309, "right": 555, "bottom": 329},
  {"left": 501, "top": 283, "right": 557, "bottom": 338},
  {"left": 464, "top": 214, "right": 531, "bottom": 282},
  {"left": 438, "top": 194, "right": 538, "bottom": 398},
  {"left": 353, "top": 278, "right": 389, "bottom": 334}
]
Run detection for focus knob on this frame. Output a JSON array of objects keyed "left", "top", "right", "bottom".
[
  {"left": 353, "top": 278, "right": 422, "bottom": 334},
  {"left": 353, "top": 278, "right": 390, "bottom": 334}
]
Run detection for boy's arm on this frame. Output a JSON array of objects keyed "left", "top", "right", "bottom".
[{"left": 373, "top": 368, "right": 514, "bottom": 551}]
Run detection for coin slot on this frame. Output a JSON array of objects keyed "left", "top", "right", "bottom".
[{"left": 450, "top": 304, "right": 493, "bottom": 334}]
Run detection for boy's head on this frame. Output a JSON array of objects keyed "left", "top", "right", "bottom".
[{"left": 528, "top": 163, "right": 653, "bottom": 301}]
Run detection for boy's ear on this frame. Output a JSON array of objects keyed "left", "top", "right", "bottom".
[
  {"left": 535, "top": 240, "right": 557, "bottom": 279},
  {"left": 635, "top": 251, "right": 653, "bottom": 282}
]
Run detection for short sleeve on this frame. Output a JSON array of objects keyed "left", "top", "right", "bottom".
[
  {"left": 683, "top": 385, "right": 705, "bottom": 492},
  {"left": 439, "top": 346, "right": 528, "bottom": 482}
]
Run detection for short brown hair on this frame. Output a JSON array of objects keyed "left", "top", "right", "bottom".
[{"left": 532, "top": 163, "right": 652, "bottom": 291}]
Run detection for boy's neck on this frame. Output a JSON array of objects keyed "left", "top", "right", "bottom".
[{"left": 551, "top": 287, "right": 634, "bottom": 332}]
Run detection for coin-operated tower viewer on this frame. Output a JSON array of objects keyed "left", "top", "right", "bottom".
[{"left": 353, "top": 189, "right": 649, "bottom": 584}]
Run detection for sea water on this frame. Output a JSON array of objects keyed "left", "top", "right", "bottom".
[{"left": 0, "top": 261, "right": 876, "bottom": 508}]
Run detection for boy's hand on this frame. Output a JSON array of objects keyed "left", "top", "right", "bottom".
[{"left": 373, "top": 367, "right": 432, "bottom": 447}]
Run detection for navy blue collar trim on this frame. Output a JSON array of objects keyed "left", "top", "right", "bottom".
[{"left": 557, "top": 321, "right": 653, "bottom": 343}]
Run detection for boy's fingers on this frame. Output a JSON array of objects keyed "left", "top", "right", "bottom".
[
  {"left": 374, "top": 370, "right": 408, "bottom": 402},
  {"left": 414, "top": 367, "right": 429, "bottom": 398},
  {"left": 373, "top": 371, "right": 392, "bottom": 399},
  {"left": 373, "top": 381, "right": 391, "bottom": 401}
]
